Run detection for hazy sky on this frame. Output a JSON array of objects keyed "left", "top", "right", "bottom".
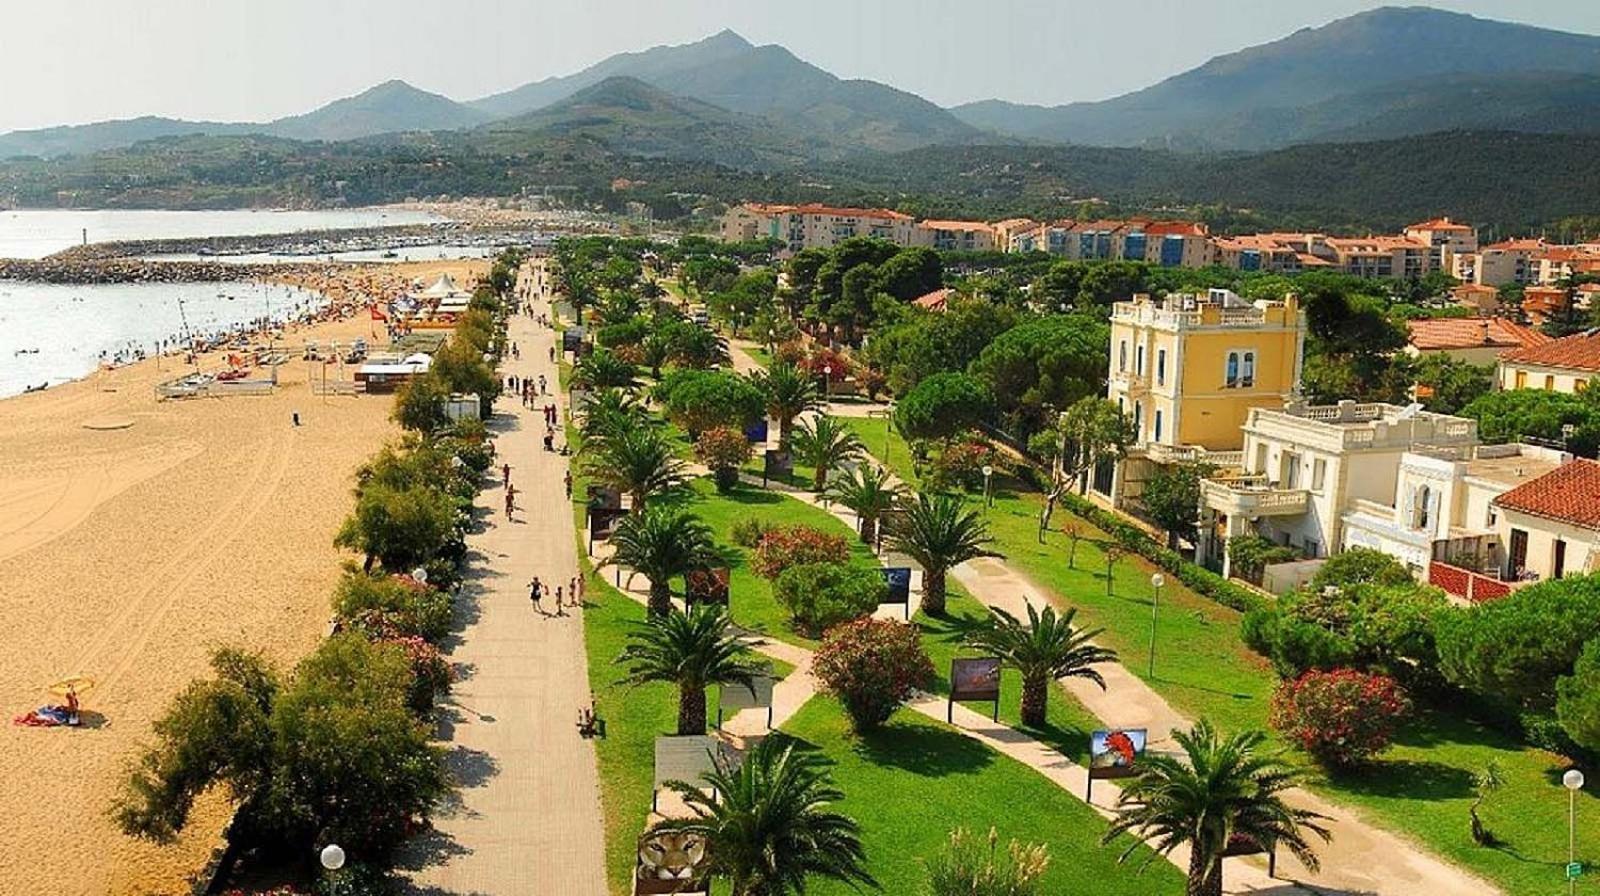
[{"left": 3, "top": 0, "right": 1598, "bottom": 133}]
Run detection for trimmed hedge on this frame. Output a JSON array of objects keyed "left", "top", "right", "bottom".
[{"left": 1059, "top": 492, "right": 1265, "bottom": 614}]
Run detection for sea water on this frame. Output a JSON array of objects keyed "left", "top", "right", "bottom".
[
  {"left": 0, "top": 208, "right": 443, "bottom": 260},
  {"left": 0, "top": 280, "right": 329, "bottom": 397}
]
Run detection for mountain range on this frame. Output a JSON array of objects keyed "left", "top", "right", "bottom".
[{"left": 3, "top": 7, "right": 1600, "bottom": 164}]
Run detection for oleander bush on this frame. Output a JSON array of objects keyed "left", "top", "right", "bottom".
[
  {"left": 813, "top": 618, "right": 934, "bottom": 731},
  {"left": 750, "top": 524, "right": 852, "bottom": 579},
  {"left": 1270, "top": 668, "right": 1411, "bottom": 769}
]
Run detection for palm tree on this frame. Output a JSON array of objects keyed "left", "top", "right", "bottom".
[
  {"left": 655, "top": 738, "right": 875, "bottom": 896},
  {"left": 1103, "top": 719, "right": 1330, "bottom": 896},
  {"left": 753, "top": 363, "right": 822, "bottom": 450},
  {"left": 606, "top": 505, "right": 720, "bottom": 616},
  {"left": 791, "top": 414, "right": 864, "bottom": 492},
  {"left": 824, "top": 465, "right": 904, "bottom": 545},
  {"left": 965, "top": 604, "right": 1117, "bottom": 728},
  {"left": 883, "top": 493, "right": 1001, "bottom": 617},
  {"left": 619, "top": 605, "right": 766, "bottom": 734},
  {"left": 573, "top": 348, "right": 637, "bottom": 389},
  {"left": 584, "top": 427, "right": 687, "bottom": 512},
  {"left": 577, "top": 387, "right": 652, "bottom": 448}
]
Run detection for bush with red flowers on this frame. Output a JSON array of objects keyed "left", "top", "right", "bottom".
[
  {"left": 798, "top": 346, "right": 854, "bottom": 382},
  {"left": 1270, "top": 668, "right": 1411, "bottom": 768},
  {"left": 813, "top": 618, "right": 934, "bottom": 731},
  {"left": 694, "top": 426, "right": 754, "bottom": 492},
  {"left": 927, "top": 438, "right": 1003, "bottom": 493},
  {"left": 750, "top": 524, "right": 852, "bottom": 579}
]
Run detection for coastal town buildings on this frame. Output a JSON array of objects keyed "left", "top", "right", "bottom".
[
  {"left": 1093, "top": 289, "right": 1305, "bottom": 507},
  {"left": 1488, "top": 458, "right": 1600, "bottom": 583},
  {"left": 1496, "top": 329, "right": 1600, "bottom": 393},
  {"left": 1194, "top": 401, "right": 1480, "bottom": 575},
  {"left": 1404, "top": 316, "right": 1548, "bottom": 365}
]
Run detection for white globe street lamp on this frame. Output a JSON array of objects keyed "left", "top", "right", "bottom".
[
  {"left": 1566, "top": 768, "right": 1586, "bottom": 894},
  {"left": 320, "top": 844, "right": 346, "bottom": 872},
  {"left": 982, "top": 464, "right": 995, "bottom": 507},
  {"left": 1148, "top": 572, "right": 1166, "bottom": 677}
]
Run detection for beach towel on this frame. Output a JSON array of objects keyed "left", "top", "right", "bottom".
[{"left": 12, "top": 706, "right": 76, "bottom": 727}]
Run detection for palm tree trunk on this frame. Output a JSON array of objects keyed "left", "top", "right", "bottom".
[
  {"left": 1187, "top": 850, "right": 1222, "bottom": 896},
  {"left": 1021, "top": 672, "right": 1049, "bottom": 728},
  {"left": 812, "top": 465, "right": 827, "bottom": 492},
  {"left": 778, "top": 416, "right": 793, "bottom": 451},
  {"left": 858, "top": 514, "right": 877, "bottom": 546},
  {"left": 677, "top": 682, "right": 707, "bottom": 735},
  {"left": 923, "top": 567, "right": 948, "bottom": 617},
  {"left": 648, "top": 582, "right": 672, "bottom": 617}
]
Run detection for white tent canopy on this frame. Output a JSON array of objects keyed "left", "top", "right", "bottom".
[{"left": 420, "top": 273, "right": 462, "bottom": 298}]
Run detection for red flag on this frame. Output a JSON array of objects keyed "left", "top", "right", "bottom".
[{"left": 369, "top": 303, "right": 388, "bottom": 322}]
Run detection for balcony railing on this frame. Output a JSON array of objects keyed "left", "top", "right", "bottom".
[
  {"left": 1144, "top": 444, "right": 1244, "bottom": 468},
  {"left": 1110, "top": 369, "right": 1151, "bottom": 396},
  {"left": 1200, "top": 477, "right": 1310, "bottom": 517}
]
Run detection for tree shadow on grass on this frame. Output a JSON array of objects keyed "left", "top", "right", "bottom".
[
  {"left": 849, "top": 718, "right": 998, "bottom": 778},
  {"left": 1318, "top": 757, "right": 1476, "bottom": 802}
]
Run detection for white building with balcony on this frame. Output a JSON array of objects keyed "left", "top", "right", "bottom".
[{"left": 1196, "top": 400, "right": 1480, "bottom": 577}]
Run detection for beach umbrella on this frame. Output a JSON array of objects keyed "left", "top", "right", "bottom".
[{"left": 47, "top": 674, "right": 96, "bottom": 697}]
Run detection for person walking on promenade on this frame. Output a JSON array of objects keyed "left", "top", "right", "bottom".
[
  {"left": 528, "top": 577, "right": 545, "bottom": 615},
  {"left": 554, "top": 585, "right": 566, "bottom": 617},
  {"left": 538, "top": 374, "right": 548, "bottom": 395},
  {"left": 549, "top": 345, "right": 556, "bottom": 363},
  {"left": 505, "top": 483, "right": 517, "bottom": 517},
  {"left": 502, "top": 463, "right": 512, "bottom": 489},
  {"left": 564, "top": 469, "right": 573, "bottom": 499},
  {"left": 568, "top": 575, "right": 580, "bottom": 609}
]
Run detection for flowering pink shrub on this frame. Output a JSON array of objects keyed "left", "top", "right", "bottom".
[
  {"left": 750, "top": 525, "right": 851, "bottom": 579},
  {"left": 813, "top": 618, "right": 934, "bottom": 730},
  {"left": 927, "top": 439, "right": 1002, "bottom": 492},
  {"left": 1270, "top": 668, "right": 1411, "bottom": 768},
  {"left": 386, "top": 635, "right": 453, "bottom": 714}
]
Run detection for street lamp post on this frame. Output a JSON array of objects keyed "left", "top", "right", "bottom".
[
  {"left": 1566, "top": 768, "right": 1585, "bottom": 894},
  {"left": 320, "top": 843, "right": 346, "bottom": 872},
  {"left": 982, "top": 464, "right": 995, "bottom": 507},
  {"left": 823, "top": 365, "right": 832, "bottom": 401},
  {"left": 1148, "top": 572, "right": 1165, "bottom": 678},
  {"left": 883, "top": 401, "right": 894, "bottom": 461}
]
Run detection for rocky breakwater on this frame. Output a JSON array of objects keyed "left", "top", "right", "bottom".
[{"left": 0, "top": 255, "right": 303, "bottom": 284}]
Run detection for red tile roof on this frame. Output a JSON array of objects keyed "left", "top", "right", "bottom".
[
  {"left": 1407, "top": 317, "right": 1550, "bottom": 351},
  {"left": 1144, "top": 220, "right": 1208, "bottom": 236},
  {"left": 1407, "top": 217, "right": 1472, "bottom": 232},
  {"left": 921, "top": 220, "right": 994, "bottom": 233},
  {"left": 912, "top": 288, "right": 953, "bottom": 311},
  {"left": 1484, "top": 238, "right": 1546, "bottom": 252},
  {"left": 1493, "top": 459, "right": 1600, "bottom": 531},
  {"left": 1501, "top": 330, "right": 1600, "bottom": 371}
]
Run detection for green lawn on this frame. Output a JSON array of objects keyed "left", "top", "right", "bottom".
[
  {"left": 843, "top": 415, "right": 1600, "bottom": 895},
  {"left": 673, "top": 476, "right": 880, "bottom": 649},
  {"left": 781, "top": 696, "right": 1185, "bottom": 896}
]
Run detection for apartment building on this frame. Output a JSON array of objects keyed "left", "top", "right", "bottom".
[
  {"left": 992, "top": 218, "right": 1041, "bottom": 253},
  {"left": 1323, "top": 236, "right": 1434, "bottom": 279},
  {"left": 918, "top": 220, "right": 998, "bottom": 252},
  {"left": 1497, "top": 330, "right": 1600, "bottom": 393},
  {"left": 1195, "top": 401, "right": 1479, "bottom": 575},
  {"left": 1452, "top": 238, "right": 1544, "bottom": 286},
  {"left": 1094, "top": 289, "right": 1305, "bottom": 507},
  {"left": 1211, "top": 233, "right": 1332, "bottom": 274},
  {"left": 718, "top": 203, "right": 919, "bottom": 253},
  {"left": 1403, "top": 217, "right": 1478, "bottom": 270}
]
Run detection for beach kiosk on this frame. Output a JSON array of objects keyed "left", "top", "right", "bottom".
[{"left": 355, "top": 353, "right": 432, "bottom": 394}]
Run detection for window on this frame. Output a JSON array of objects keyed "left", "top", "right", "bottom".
[
  {"left": 1119, "top": 340, "right": 1128, "bottom": 372},
  {"left": 1578, "top": 379, "right": 1589, "bottom": 393},
  {"left": 1133, "top": 402, "right": 1144, "bottom": 438},
  {"left": 1282, "top": 451, "right": 1301, "bottom": 488},
  {"left": 1156, "top": 349, "right": 1167, "bottom": 385},
  {"left": 1545, "top": 375, "right": 1556, "bottom": 391},
  {"left": 1242, "top": 351, "right": 1256, "bottom": 388},
  {"left": 1312, "top": 458, "right": 1327, "bottom": 491},
  {"left": 1136, "top": 344, "right": 1146, "bottom": 376},
  {"left": 1304, "top": 538, "right": 1319, "bottom": 559},
  {"left": 1413, "top": 485, "right": 1433, "bottom": 530},
  {"left": 1225, "top": 352, "right": 1240, "bottom": 387},
  {"left": 1153, "top": 409, "right": 1164, "bottom": 442},
  {"left": 1514, "top": 370, "right": 1527, "bottom": 389}
]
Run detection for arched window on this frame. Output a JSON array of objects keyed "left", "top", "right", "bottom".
[
  {"left": 1414, "top": 485, "right": 1433, "bottom": 530},
  {"left": 1119, "top": 340, "right": 1128, "bottom": 372},
  {"left": 1225, "top": 352, "right": 1240, "bottom": 387},
  {"left": 1242, "top": 351, "right": 1256, "bottom": 388}
]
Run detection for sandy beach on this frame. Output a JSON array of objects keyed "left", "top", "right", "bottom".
[{"left": 0, "top": 259, "right": 487, "bottom": 896}]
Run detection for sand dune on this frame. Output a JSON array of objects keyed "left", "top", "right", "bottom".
[{"left": 0, "top": 259, "right": 487, "bottom": 895}]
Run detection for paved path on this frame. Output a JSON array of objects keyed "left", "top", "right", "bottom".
[{"left": 399, "top": 271, "right": 605, "bottom": 895}]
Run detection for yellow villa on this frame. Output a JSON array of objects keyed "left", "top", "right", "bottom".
[{"left": 1092, "top": 288, "right": 1306, "bottom": 506}]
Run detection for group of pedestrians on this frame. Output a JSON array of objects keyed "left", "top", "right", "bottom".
[
  {"left": 526, "top": 574, "right": 584, "bottom": 617},
  {"left": 510, "top": 373, "right": 550, "bottom": 409}
]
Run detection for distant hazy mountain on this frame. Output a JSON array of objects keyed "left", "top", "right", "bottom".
[
  {"left": 470, "top": 30, "right": 980, "bottom": 153},
  {"left": 0, "top": 81, "right": 491, "bottom": 158},
  {"left": 476, "top": 76, "right": 825, "bottom": 168},
  {"left": 951, "top": 6, "right": 1600, "bottom": 149},
  {"left": 0, "top": 116, "right": 250, "bottom": 159},
  {"left": 266, "top": 80, "right": 492, "bottom": 142}
]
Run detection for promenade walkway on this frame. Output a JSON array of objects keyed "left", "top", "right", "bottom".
[{"left": 399, "top": 279, "right": 604, "bottom": 894}]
